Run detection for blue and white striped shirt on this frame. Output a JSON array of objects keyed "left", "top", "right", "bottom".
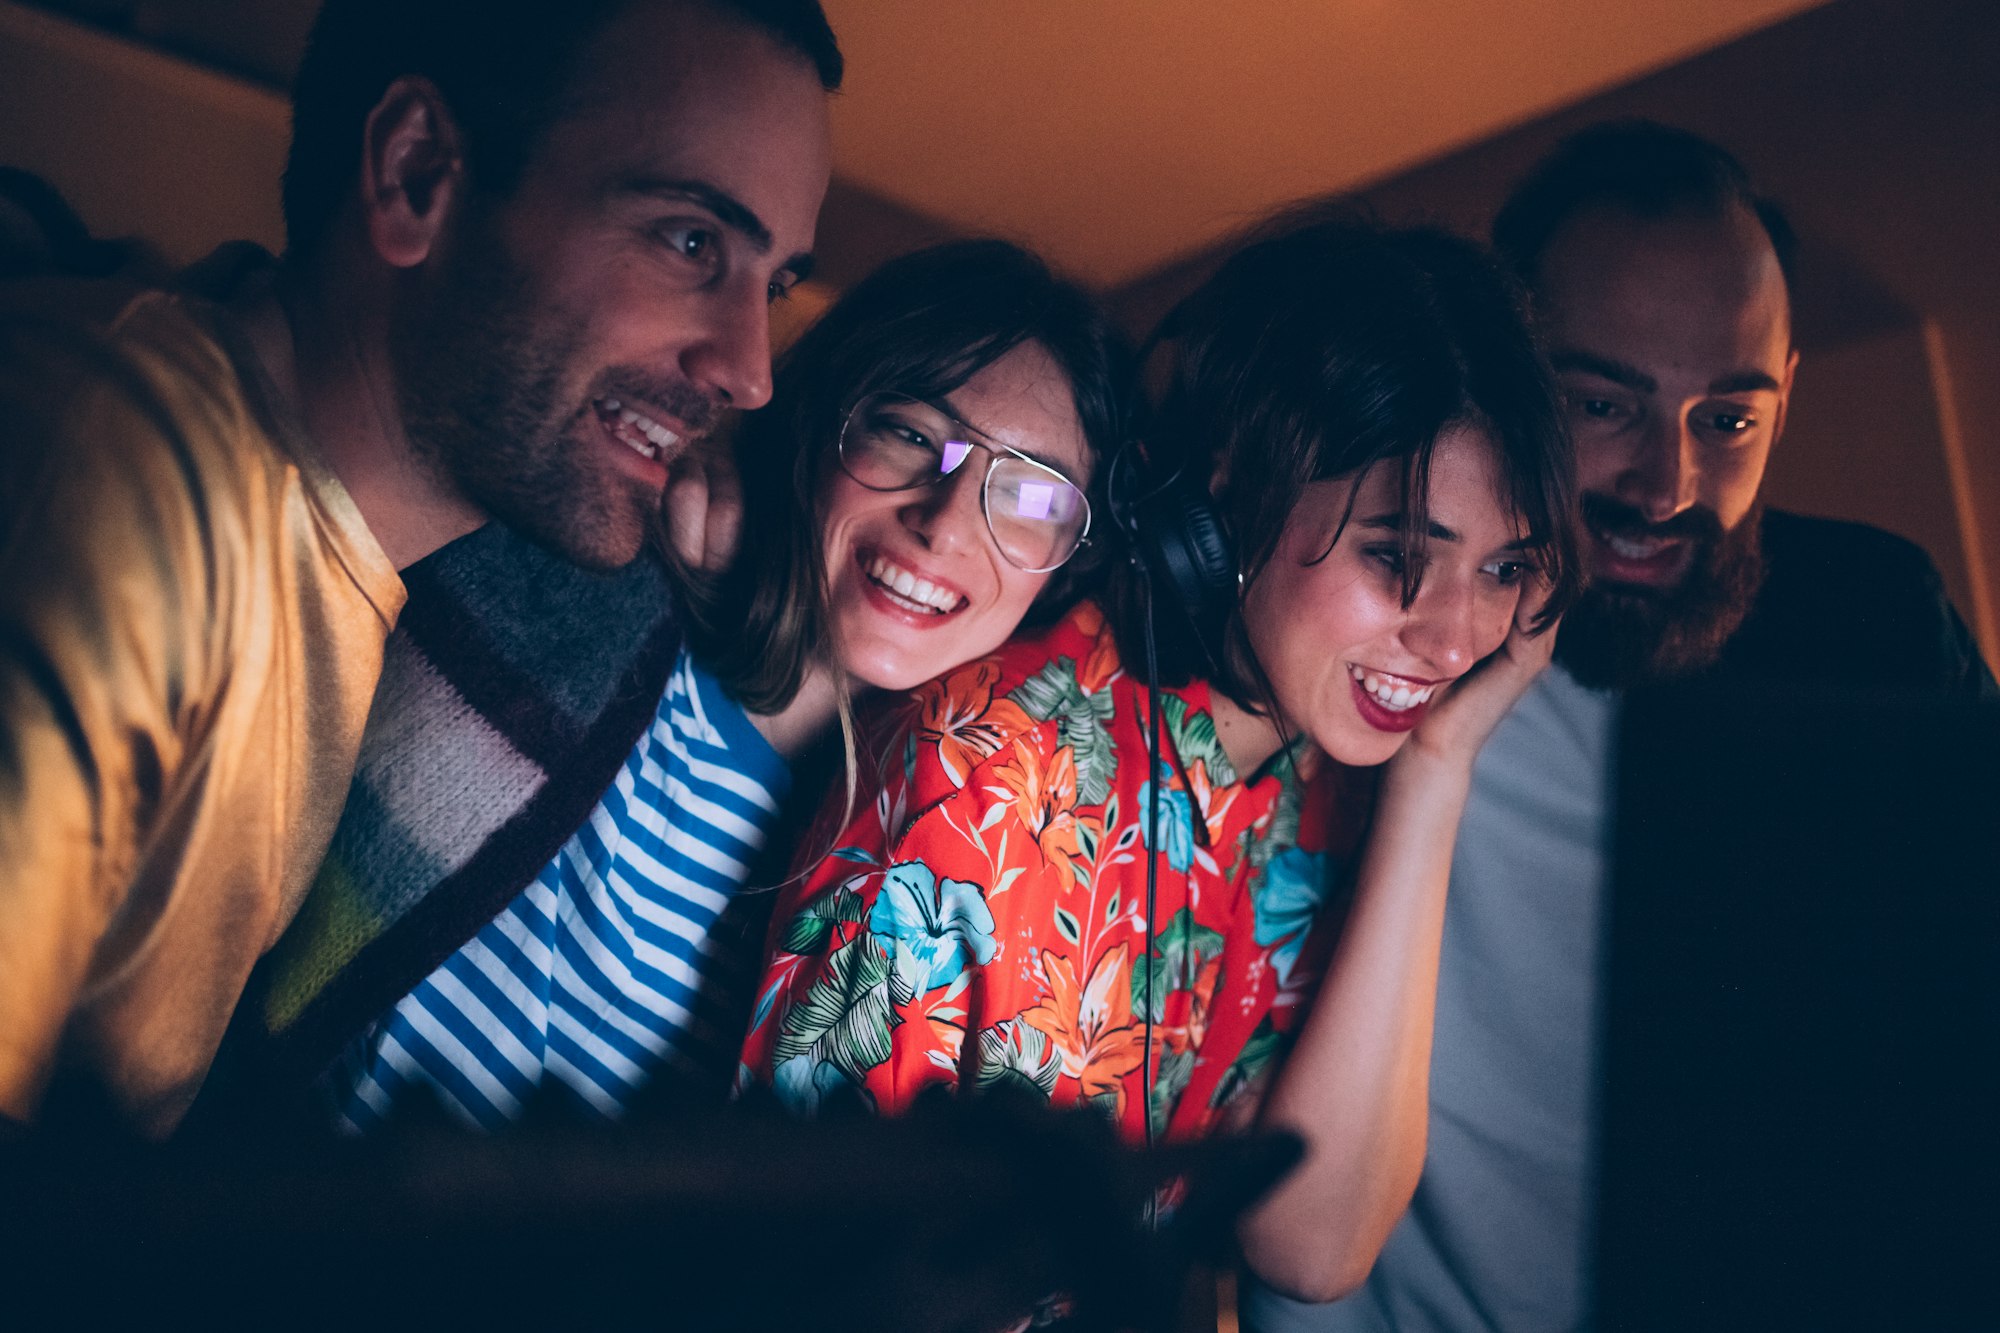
[{"left": 331, "top": 648, "right": 790, "bottom": 1132}]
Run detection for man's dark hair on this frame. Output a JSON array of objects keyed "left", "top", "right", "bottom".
[
  {"left": 1115, "top": 207, "right": 1581, "bottom": 707},
  {"left": 282, "top": 0, "right": 842, "bottom": 261},
  {"left": 1493, "top": 119, "right": 1796, "bottom": 294},
  {"left": 679, "top": 238, "right": 1132, "bottom": 715}
]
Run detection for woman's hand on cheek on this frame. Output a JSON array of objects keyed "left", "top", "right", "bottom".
[
  {"left": 663, "top": 437, "right": 745, "bottom": 573},
  {"left": 1401, "top": 580, "right": 1558, "bottom": 774}
]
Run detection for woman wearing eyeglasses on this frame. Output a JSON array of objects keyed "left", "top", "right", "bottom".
[
  {"left": 737, "top": 213, "right": 1580, "bottom": 1300},
  {"left": 326, "top": 239, "right": 1124, "bottom": 1130}
]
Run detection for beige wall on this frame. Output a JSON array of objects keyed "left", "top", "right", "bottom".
[
  {"left": 0, "top": 1, "right": 955, "bottom": 280},
  {"left": 0, "top": 1, "right": 287, "bottom": 262},
  {"left": 1772, "top": 327, "right": 1973, "bottom": 617}
]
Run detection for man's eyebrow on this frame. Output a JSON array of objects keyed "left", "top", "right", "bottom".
[
  {"left": 1708, "top": 369, "right": 1783, "bottom": 395},
  {"left": 616, "top": 176, "right": 819, "bottom": 283},
  {"left": 614, "top": 176, "right": 815, "bottom": 280},
  {"left": 1551, "top": 349, "right": 1656, "bottom": 394},
  {"left": 614, "top": 176, "right": 770, "bottom": 246}
]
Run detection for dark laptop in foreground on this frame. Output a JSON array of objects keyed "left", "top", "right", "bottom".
[{"left": 1595, "top": 682, "right": 1999, "bottom": 1329}]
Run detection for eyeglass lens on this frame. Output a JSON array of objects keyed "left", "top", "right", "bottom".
[{"left": 839, "top": 393, "right": 1088, "bottom": 571}]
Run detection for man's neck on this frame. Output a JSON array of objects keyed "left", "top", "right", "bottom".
[{"left": 246, "top": 264, "right": 487, "bottom": 571}]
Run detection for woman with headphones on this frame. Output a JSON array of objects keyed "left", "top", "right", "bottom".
[{"left": 738, "top": 211, "right": 1579, "bottom": 1299}]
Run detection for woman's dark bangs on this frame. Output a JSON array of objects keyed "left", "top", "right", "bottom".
[{"left": 1492, "top": 412, "right": 1582, "bottom": 632}]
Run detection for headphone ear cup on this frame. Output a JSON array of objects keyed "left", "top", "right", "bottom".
[{"left": 1134, "top": 469, "right": 1236, "bottom": 624}]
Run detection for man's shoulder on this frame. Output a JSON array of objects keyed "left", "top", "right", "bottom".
[
  {"left": 1760, "top": 508, "right": 1936, "bottom": 583},
  {"left": 1752, "top": 508, "right": 1947, "bottom": 628},
  {"left": 1715, "top": 509, "right": 1987, "bottom": 693}
]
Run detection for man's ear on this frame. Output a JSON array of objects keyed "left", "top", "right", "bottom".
[
  {"left": 1771, "top": 346, "right": 1801, "bottom": 447},
  {"left": 360, "top": 76, "right": 465, "bottom": 269}
]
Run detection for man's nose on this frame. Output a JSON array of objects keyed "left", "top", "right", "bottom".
[
  {"left": 681, "top": 284, "right": 775, "bottom": 412},
  {"left": 1622, "top": 414, "right": 1700, "bottom": 524}
]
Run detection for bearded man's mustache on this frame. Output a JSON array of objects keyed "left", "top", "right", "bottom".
[{"left": 1555, "top": 496, "right": 1766, "bottom": 688}]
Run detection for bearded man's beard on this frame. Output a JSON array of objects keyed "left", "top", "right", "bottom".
[
  {"left": 1555, "top": 494, "right": 1767, "bottom": 689},
  {"left": 391, "top": 206, "right": 588, "bottom": 528}
]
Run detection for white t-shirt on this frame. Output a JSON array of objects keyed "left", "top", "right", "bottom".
[{"left": 1246, "top": 666, "right": 1620, "bottom": 1332}]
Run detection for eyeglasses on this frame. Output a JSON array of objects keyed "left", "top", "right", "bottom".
[{"left": 836, "top": 391, "right": 1092, "bottom": 573}]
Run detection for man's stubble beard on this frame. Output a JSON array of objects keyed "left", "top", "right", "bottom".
[
  {"left": 389, "top": 207, "right": 652, "bottom": 571},
  {"left": 1554, "top": 497, "right": 1767, "bottom": 689}
]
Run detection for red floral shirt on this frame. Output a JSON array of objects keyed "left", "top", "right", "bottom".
[{"left": 738, "top": 601, "right": 1371, "bottom": 1143}]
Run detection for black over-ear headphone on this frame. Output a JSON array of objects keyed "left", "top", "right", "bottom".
[
  {"left": 1111, "top": 292, "right": 1240, "bottom": 632},
  {"left": 1112, "top": 448, "right": 1238, "bottom": 630},
  {"left": 1111, "top": 296, "right": 1247, "bottom": 1156},
  {"left": 1108, "top": 441, "right": 1237, "bottom": 1157}
]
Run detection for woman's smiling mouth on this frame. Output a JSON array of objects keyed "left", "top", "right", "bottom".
[
  {"left": 862, "top": 551, "right": 967, "bottom": 616},
  {"left": 1347, "top": 664, "right": 1445, "bottom": 734},
  {"left": 1347, "top": 664, "right": 1440, "bottom": 711}
]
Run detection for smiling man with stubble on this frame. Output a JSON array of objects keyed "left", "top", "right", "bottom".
[{"left": 0, "top": 0, "right": 839, "bottom": 1137}]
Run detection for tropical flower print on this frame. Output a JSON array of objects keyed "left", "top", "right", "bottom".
[
  {"left": 1134, "top": 762, "right": 1196, "bottom": 874},
  {"left": 1020, "top": 944, "right": 1148, "bottom": 1113},
  {"left": 1253, "top": 846, "right": 1333, "bottom": 987},
  {"left": 973, "top": 1018, "right": 1061, "bottom": 1099},
  {"left": 772, "top": 1049, "right": 856, "bottom": 1117},
  {"left": 1184, "top": 757, "right": 1239, "bottom": 847},
  {"left": 990, "top": 744, "right": 1088, "bottom": 891},
  {"left": 917, "top": 660, "right": 1034, "bottom": 787},
  {"left": 869, "top": 862, "right": 999, "bottom": 996},
  {"left": 738, "top": 601, "right": 1372, "bottom": 1142}
]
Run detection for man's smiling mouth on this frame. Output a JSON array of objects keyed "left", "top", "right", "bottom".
[
  {"left": 594, "top": 396, "right": 683, "bottom": 462},
  {"left": 1602, "top": 531, "right": 1680, "bottom": 560}
]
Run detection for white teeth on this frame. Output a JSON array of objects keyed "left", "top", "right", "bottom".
[
  {"left": 1605, "top": 533, "right": 1668, "bottom": 559},
  {"left": 618, "top": 407, "right": 681, "bottom": 452},
  {"left": 596, "top": 398, "right": 683, "bottom": 461},
  {"left": 1347, "top": 663, "right": 1437, "bottom": 712},
  {"left": 866, "top": 555, "right": 960, "bottom": 613}
]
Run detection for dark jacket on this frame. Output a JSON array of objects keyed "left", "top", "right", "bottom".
[{"left": 1696, "top": 509, "right": 1996, "bottom": 699}]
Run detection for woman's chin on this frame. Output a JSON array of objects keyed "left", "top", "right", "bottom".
[
  {"left": 1313, "top": 719, "right": 1414, "bottom": 770},
  {"left": 832, "top": 607, "right": 1012, "bottom": 694},
  {"left": 838, "top": 643, "right": 948, "bottom": 695}
]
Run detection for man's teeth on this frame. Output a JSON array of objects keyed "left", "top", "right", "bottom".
[
  {"left": 1348, "top": 664, "right": 1438, "bottom": 712},
  {"left": 866, "top": 555, "right": 960, "bottom": 614},
  {"left": 1602, "top": 531, "right": 1674, "bottom": 560},
  {"left": 597, "top": 397, "right": 682, "bottom": 461}
]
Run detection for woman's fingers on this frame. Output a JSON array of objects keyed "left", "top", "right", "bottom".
[
  {"left": 700, "top": 450, "right": 744, "bottom": 571},
  {"left": 1408, "top": 580, "right": 1559, "bottom": 763},
  {"left": 663, "top": 442, "right": 745, "bottom": 572}
]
